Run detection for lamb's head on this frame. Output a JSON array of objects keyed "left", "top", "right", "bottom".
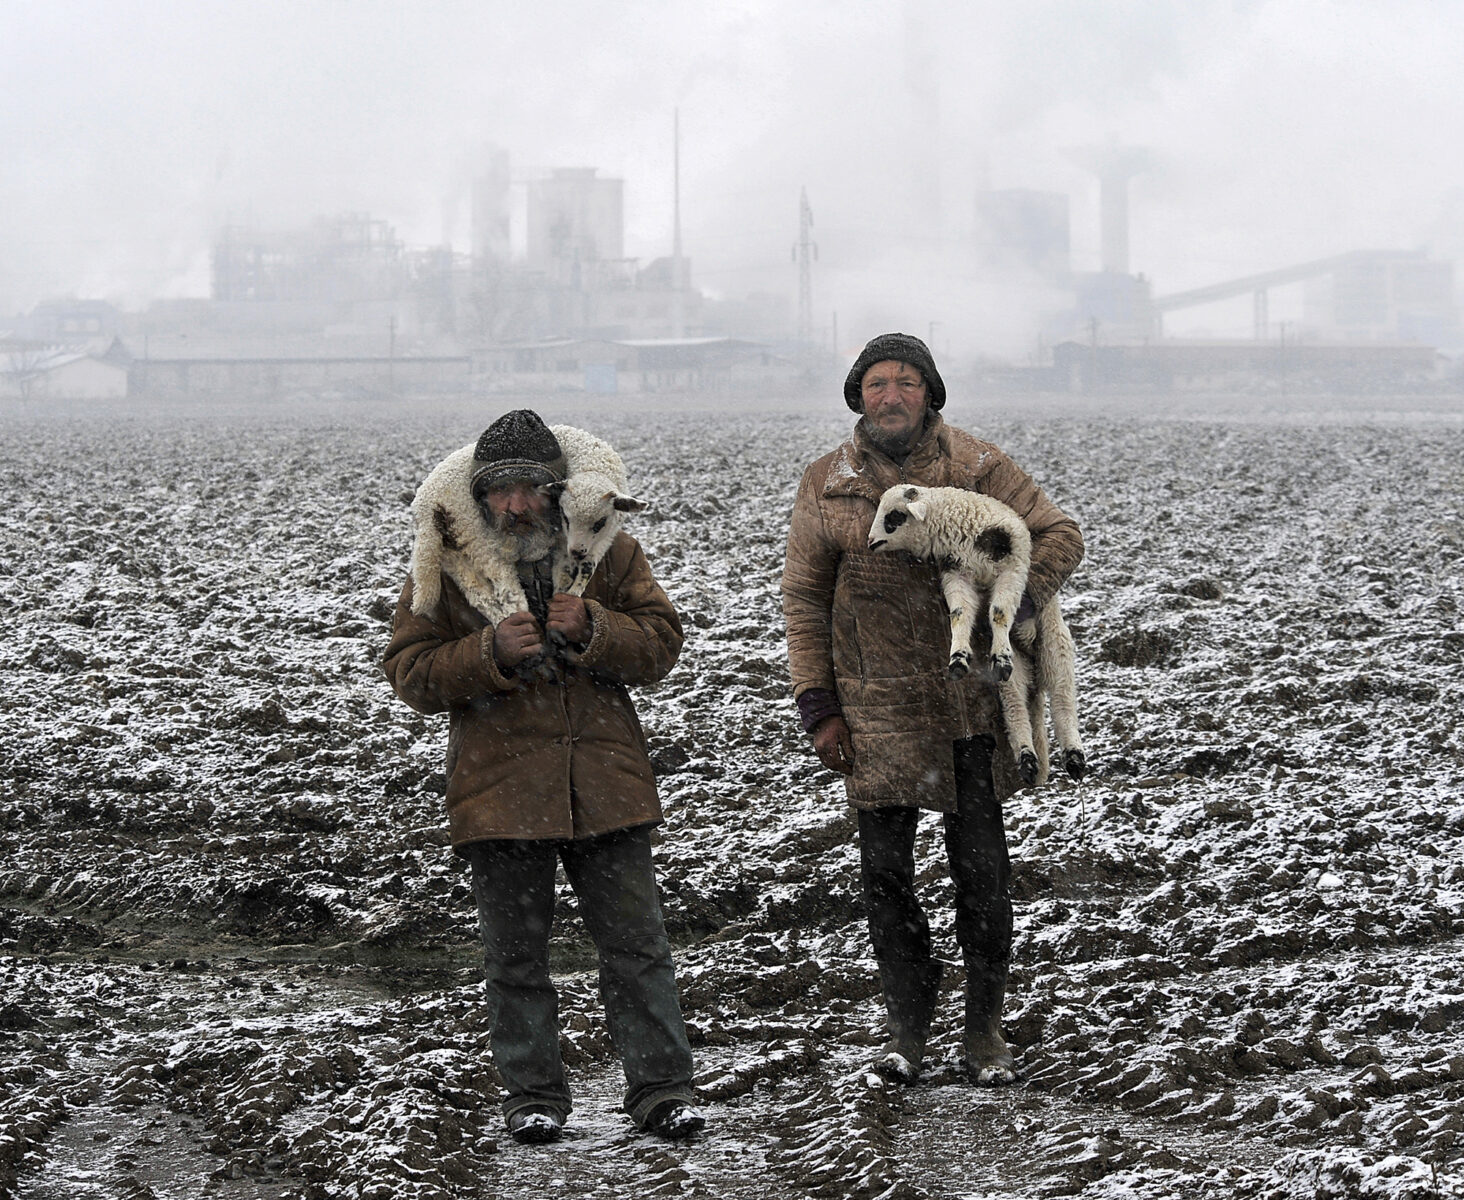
[
  {"left": 545, "top": 471, "right": 649, "bottom": 592},
  {"left": 869, "top": 485, "right": 933, "bottom": 556}
]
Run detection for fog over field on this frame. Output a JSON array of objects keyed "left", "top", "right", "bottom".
[{"left": 5, "top": 1, "right": 1464, "bottom": 349}]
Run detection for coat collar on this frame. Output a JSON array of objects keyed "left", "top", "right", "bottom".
[
  {"left": 823, "top": 411, "right": 984, "bottom": 502},
  {"left": 409, "top": 442, "right": 526, "bottom": 622}
]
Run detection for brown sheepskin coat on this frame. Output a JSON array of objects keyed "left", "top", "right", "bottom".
[
  {"left": 383, "top": 531, "right": 682, "bottom": 848},
  {"left": 782, "top": 413, "right": 1084, "bottom": 811}
]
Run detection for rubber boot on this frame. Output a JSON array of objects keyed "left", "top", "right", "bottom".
[
  {"left": 873, "top": 959, "right": 943, "bottom": 1084},
  {"left": 965, "top": 959, "right": 1016, "bottom": 1086}
]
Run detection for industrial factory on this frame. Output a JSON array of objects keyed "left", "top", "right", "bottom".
[
  {"left": 4, "top": 139, "right": 1461, "bottom": 399},
  {"left": 974, "top": 141, "right": 1459, "bottom": 391}
]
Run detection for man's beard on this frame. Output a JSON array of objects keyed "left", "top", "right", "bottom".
[
  {"left": 863, "top": 416, "right": 922, "bottom": 457},
  {"left": 491, "top": 510, "right": 560, "bottom": 563}
]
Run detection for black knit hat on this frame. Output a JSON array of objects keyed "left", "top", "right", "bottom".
[
  {"left": 842, "top": 332, "right": 946, "bottom": 412},
  {"left": 470, "top": 409, "right": 565, "bottom": 493}
]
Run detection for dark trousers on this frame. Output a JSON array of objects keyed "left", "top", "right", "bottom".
[
  {"left": 464, "top": 825, "right": 696, "bottom": 1127},
  {"left": 857, "top": 735, "right": 1012, "bottom": 968}
]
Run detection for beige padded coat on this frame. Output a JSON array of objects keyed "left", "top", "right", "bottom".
[{"left": 782, "top": 413, "right": 1084, "bottom": 811}]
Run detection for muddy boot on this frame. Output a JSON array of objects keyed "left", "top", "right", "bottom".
[
  {"left": 965, "top": 959, "right": 1016, "bottom": 1086},
  {"left": 873, "top": 959, "right": 943, "bottom": 1084}
]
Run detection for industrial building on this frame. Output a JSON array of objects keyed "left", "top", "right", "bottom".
[
  {"left": 473, "top": 336, "right": 787, "bottom": 394},
  {"left": 102, "top": 144, "right": 725, "bottom": 398},
  {"left": 525, "top": 168, "right": 626, "bottom": 286},
  {"left": 11, "top": 114, "right": 1458, "bottom": 401},
  {"left": 970, "top": 141, "right": 1459, "bottom": 389},
  {"left": 212, "top": 214, "right": 405, "bottom": 306},
  {"left": 127, "top": 353, "right": 471, "bottom": 400},
  {"left": 0, "top": 339, "right": 130, "bottom": 400},
  {"left": 1305, "top": 252, "right": 1458, "bottom": 345},
  {"left": 1051, "top": 339, "right": 1442, "bottom": 393},
  {"left": 470, "top": 160, "right": 698, "bottom": 344}
]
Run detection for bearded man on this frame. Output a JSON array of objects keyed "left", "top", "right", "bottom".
[
  {"left": 782, "top": 334, "right": 1084, "bottom": 1086},
  {"left": 384, "top": 409, "right": 702, "bottom": 1143}
]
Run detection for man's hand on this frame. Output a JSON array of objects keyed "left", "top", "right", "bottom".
[
  {"left": 492, "top": 611, "right": 544, "bottom": 669},
  {"left": 811, "top": 715, "right": 855, "bottom": 775},
  {"left": 546, "top": 594, "right": 592, "bottom": 646}
]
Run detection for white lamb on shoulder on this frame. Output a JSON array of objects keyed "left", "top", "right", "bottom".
[
  {"left": 408, "top": 443, "right": 527, "bottom": 623},
  {"left": 868, "top": 484, "right": 1086, "bottom": 786},
  {"left": 544, "top": 424, "right": 649, "bottom": 597},
  {"left": 406, "top": 426, "right": 647, "bottom": 635}
]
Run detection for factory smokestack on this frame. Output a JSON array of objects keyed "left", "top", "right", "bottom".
[{"left": 1069, "top": 142, "right": 1149, "bottom": 274}]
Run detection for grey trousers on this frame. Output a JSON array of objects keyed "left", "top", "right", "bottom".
[{"left": 464, "top": 825, "right": 696, "bottom": 1127}]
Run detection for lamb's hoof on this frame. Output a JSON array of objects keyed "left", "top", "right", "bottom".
[
  {"left": 947, "top": 654, "right": 971, "bottom": 681},
  {"left": 547, "top": 628, "right": 568, "bottom": 647},
  {"left": 991, "top": 655, "right": 1013, "bottom": 682},
  {"left": 1063, "top": 749, "right": 1087, "bottom": 781},
  {"left": 1018, "top": 750, "right": 1040, "bottom": 785}
]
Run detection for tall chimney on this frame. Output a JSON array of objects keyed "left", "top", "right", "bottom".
[{"left": 1068, "top": 142, "right": 1148, "bottom": 274}]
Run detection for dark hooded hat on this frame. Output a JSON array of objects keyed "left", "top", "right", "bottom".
[
  {"left": 842, "top": 332, "right": 946, "bottom": 412},
  {"left": 470, "top": 409, "right": 566, "bottom": 495}
]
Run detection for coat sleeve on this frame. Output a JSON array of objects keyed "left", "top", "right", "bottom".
[
  {"left": 382, "top": 577, "right": 518, "bottom": 714},
  {"left": 981, "top": 452, "right": 1085, "bottom": 608},
  {"left": 781, "top": 463, "right": 840, "bottom": 699},
  {"left": 572, "top": 536, "right": 684, "bottom": 686}
]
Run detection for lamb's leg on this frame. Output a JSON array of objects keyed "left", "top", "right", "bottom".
[
  {"left": 998, "top": 648, "right": 1040, "bottom": 785},
  {"left": 546, "top": 542, "right": 594, "bottom": 645},
  {"left": 940, "top": 572, "right": 982, "bottom": 680},
  {"left": 985, "top": 565, "right": 1025, "bottom": 682},
  {"left": 1029, "top": 683, "right": 1050, "bottom": 786},
  {"left": 544, "top": 565, "right": 593, "bottom": 648},
  {"left": 1036, "top": 602, "right": 1086, "bottom": 780},
  {"left": 565, "top": 563, "right": 592, "bottom": 597},
  {"left": 474, "top": 570, "right": 558, "bottom": 679},
  {"left": 551, "top": 550, "right": 577, "bottom": 597}
]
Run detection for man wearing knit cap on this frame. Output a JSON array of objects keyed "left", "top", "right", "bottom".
[
  {"left": 385, "top": 409, "right": 703, "bottom": 1144},
  {"left": 782, "top": 335, "right": 1084, "bottom": 1088}
]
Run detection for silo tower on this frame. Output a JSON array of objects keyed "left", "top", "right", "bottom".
[{"left": 1068, "top": 142, "right": 1149, "bottom": 275}]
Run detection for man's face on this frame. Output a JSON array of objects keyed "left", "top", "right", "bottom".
[
  {"left": 860, "top": 359, "right": 928, "bottom": 447},
  {"left": 481, "top": 479, "right": 552, "bottom": 535}
]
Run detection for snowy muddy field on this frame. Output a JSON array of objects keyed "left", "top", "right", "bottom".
[{"left": 1, "top": 387, "right": 1462, "bottom": 1200}]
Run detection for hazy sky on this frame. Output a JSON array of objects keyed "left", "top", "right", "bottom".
[{"left": 5, "top": 0, "right": 1463, "bottom": 349}]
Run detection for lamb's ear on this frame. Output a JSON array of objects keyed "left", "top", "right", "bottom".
[
  {"left": 539, "top": 480, "right": 567, "bottom": 498},
  {"left": 612, "top": 493, "right": 650, "bottom": 513},
  {"left": 907, "top": 500, "right": 929, "bottom": 522}
]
